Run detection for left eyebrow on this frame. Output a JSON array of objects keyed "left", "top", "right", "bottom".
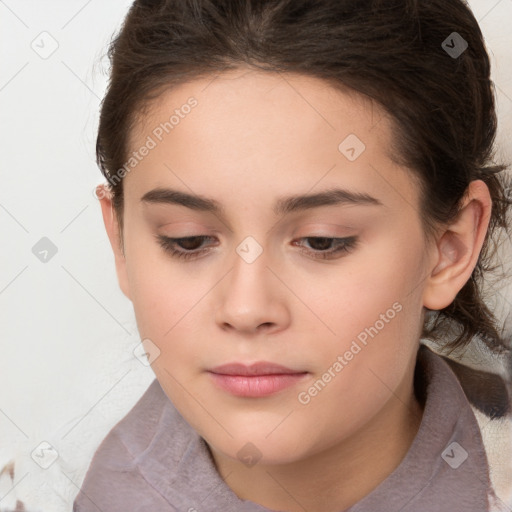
[
  {"left": 140, "top": 186, "right": 384, "bottom": 217},
  {"left": 273, "top": 187, "right": 384, "bottom": 216}
]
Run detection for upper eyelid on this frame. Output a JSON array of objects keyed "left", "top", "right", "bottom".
[
  {"left": 163, "top": 234, "right": 345, "bottom": 241},
  {"left": 159, "top": 234, "right": 353, "bottom": 248}
]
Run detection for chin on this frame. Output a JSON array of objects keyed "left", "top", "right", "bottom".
[{"left": 206, "top": 430, "right": 310, "bottom": 467}]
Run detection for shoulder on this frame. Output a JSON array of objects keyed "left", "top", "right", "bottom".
[
  {"left": 73, "top": 378, "right": 173, "bottom": 512},
  {"left": 423, "top": 344, "right": 512, "bottom": 510},
  {"left": 91, "top": 377, "right": 169, "bottom": 463}
]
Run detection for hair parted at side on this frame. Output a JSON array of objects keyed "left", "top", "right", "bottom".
[{"left": 96, "top": 0, "right": 512, "bottom": 356}]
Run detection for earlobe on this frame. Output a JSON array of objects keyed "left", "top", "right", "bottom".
[
  {"left": 422, "top": 180, "right": 492, "bottom": 311},
  {"left": 97, "top": 184, "right": 131, "bottom": 301}
]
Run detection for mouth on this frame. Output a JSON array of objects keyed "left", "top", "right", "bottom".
[{"left": 207, "top": 362, "right": 309, "bottom": 397}]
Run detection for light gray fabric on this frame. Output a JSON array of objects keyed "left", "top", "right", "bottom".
[{"left": 73, "top": 344, "right": 495, "bottom": 512}]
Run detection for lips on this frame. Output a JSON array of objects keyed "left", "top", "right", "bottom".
[
  {"left": 209, "top": 362, "right": 304, "bottom": 376},
  {"left": 207, "top": 362, "right": 308, "bottom": 397}
]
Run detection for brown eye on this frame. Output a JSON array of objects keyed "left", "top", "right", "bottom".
[
  {"left": 156, "top": 235, "right": 215, "bottom": 260},
  {"left": 293, "top": 236, "right": 358, "bottom": 260}
]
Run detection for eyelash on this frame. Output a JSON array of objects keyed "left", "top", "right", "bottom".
[{"left": 156, "top": 235, "right": 358, "bottom": 261}]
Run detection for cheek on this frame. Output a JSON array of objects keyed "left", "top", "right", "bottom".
[
  {"left": 125, "top": 244, "right": 208, "bottom": 359},
  {"left": 131, "top": 276, "right": 206, "bottom": 351},
  {"left": 304, "top": 233, "right": 425, "bottom": 379},
  {"left": 303, "top": 235, "right": 424, "bottom": 337}
]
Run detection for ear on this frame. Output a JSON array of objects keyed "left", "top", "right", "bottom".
[
  {"left": 422, "top": 180, "right": 492, "bottom": 310},
  {"left": 96, "top": 184, "right": 131, "bottom": 300}
]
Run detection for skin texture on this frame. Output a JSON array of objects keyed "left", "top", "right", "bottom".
[{"left": 97, "top": 68, "right": 492, "bottom": 512}]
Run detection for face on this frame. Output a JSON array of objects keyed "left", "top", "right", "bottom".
[{"left": 105, "top": 68, "right": 437, "bottom": 465}]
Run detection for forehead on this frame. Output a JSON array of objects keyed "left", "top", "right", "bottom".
[
  {"left": 130, "top": 68, "right": 389, "bottom": 151},
  {"left": 124, "top": 68, "right": 420, "bottom": 214}
]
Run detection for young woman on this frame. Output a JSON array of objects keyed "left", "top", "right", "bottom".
[{"left": 74, "top": 0, "right": 512, "bottom": 510}]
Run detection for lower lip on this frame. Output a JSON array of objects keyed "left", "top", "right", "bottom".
[{"left": 208, "top": 372, "right": 308, "bottom": 397}]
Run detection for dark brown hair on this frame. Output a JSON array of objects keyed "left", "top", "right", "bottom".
[{"left": 96, "top": 0, "right": 512, "bottom": 357}]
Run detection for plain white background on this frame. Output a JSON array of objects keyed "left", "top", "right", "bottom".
[{"left": 0, "top": 1, "right": 511, "bottom": 510}]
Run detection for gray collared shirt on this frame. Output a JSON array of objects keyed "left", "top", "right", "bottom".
[{"left": 73, "top": 344, "right": 497, "bottom": 511}]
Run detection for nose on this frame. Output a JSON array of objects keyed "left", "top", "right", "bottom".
[{"left": 214, "top": 245, "right": 290, "bottom": 336}]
